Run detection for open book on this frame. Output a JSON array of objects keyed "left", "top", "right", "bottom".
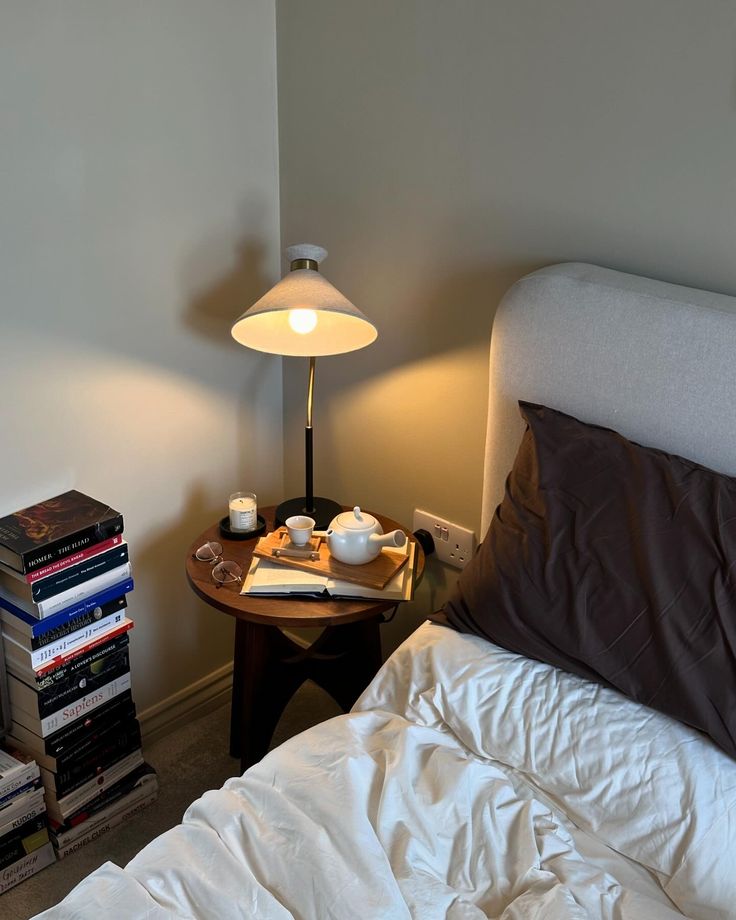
[{"left": 242, "top": 540, "right": 416, "bottom": 601}]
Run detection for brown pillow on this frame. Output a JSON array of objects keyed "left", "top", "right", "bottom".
[{"left": 436, "top": 401, "right": 736, "bottom": 758}]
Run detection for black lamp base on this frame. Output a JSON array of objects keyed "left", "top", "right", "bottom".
[{"left": 274, "top": 496, "right": 343, "bottom": 531}]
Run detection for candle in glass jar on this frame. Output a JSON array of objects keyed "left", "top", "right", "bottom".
[{"left": 229, "top": 491, "right": 257, "bottom": 532}]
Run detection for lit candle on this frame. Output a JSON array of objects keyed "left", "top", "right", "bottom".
[{"left": 229, "top": 492, "right": 257, "bottom": 532}]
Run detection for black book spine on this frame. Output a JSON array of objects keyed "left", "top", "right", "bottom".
[
  {"left": 54, "top": 762, "right": 155, "bottom": 832},
  {"left": 51, "top": 716, "right": 141, "bottom": 774},
  {"left": 42, "top": 692, "right": 135, "bottom": 756},
  {"left": 50, "top": 727, "right": 143, "bottom": 798},
  {"left": 30, "top": 545, "right": 129, "bottom": 602},
  {"left": 0, "top": 815, "right": 48, "bottom": 870},
  {"left": 34, "top": 634, "right": 130, "bottom": 690},
  {"left": 21, "top": 515, "right": 124, "bottom": 574},
  {"left": 28, "top": 596, "right": 127, "bottom": 650},
  {"left": 31, "top": 651, "right": 130, "bottom": 718}
]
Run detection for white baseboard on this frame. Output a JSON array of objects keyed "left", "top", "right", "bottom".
[{"left": 138, "top": 661, "right": 233, "bottom": 746}]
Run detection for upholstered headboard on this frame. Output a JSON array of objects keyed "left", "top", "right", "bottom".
[{"left": 482, "top": 262, "right": 736, "bottom": 535}]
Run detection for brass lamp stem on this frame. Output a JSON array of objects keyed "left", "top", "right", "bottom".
[
  {"left": 306, "top": 356, "right": 315, "bottom": 428},
  {"left": 305, "top": 356, "right": 316, "bottom": 513}
]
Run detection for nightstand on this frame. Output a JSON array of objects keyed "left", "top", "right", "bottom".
[{"left": 185, "top": 506, "right": 424, "bottom": 772}]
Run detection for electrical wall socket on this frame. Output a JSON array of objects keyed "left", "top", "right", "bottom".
[{"left": 413, "top": 509, "right": 476, "bottom": 569}]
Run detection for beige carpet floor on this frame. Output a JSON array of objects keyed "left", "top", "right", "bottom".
[{"left": 2, "top": 681, "right": 343, "bottom": 920}]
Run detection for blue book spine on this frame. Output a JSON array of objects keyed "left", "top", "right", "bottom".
[
  {"left": 0, "top": 580, "right": 134, "bottom": 637},
  {"left": 0, "top": 778, "right": 41, "bottom": 810}
]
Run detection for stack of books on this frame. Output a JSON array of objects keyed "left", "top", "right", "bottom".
[
  {"left": 0, "top": 490, "right": 158, "bottom": 862},
  {"left": 0, "top": 745, "right": 54, "bottom": 893}
]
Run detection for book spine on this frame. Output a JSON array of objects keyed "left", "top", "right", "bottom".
[
  {"left": 10, "top": 671, "right": 132, "bottom": 738},
  {"left": 0, "top": 579, "right": 133, "bottom": 637},
  {"left": 27, "top": 544, "right": 129, "bottom": 602},
  {"left": 4, "top": 613, "right": 130, "bottom": 671},
  {"left": 52, "top": 787, "right": 157, "bottom": 859},
  {"left": 29, "top": 596, "right": 127, "bottom": 649},
  {"left": 34, "top": 633, "right": 130, "bottom": 689},
  {"left": 23, "top": 535, "right": 123, "bottom": 585},
  {"left": 0, "top": 763, "right": 39, "bottom": 803},
  {"left": 0, "top": 811, "right": 46, "bottom": 847},
  {"left": 8, "top": 699, "right": 136, "bottom": 762},
  {"left": 52, "top": 762, "right": 155, "bottom": 830},
  {"left": 0, "top": 817, "right": 49, "bottom": 870},
  {"left": 33, "top": 563, "right": 132, "bottom": 618},
  {"left": 0, "top": 779, "right": 42, "bottom": 810},
  {"left": 27, "top": 650, "right": 130, "bottom": 718},
  {"left": 38, "top": 715, "right": 140, "bottom": 777},
  {"left": 0, "top": 790, "right": 46, "bottom": 836},
  {"left": 44, "top": 726, "right": 142, "bottom": 798},
  {"left": 45, "top": 750, "right": 144, "bottom": 822},
  {"left": 13, "top": 692, "right": 136, "bottom": 758},
  {"left": 19, "top": 514, "right": 125, "bottom": 574},
  {"left": 0, "top": 841, "right": 54, "bottom": 893}
]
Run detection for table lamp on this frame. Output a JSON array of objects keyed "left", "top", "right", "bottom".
[{"left": 231, "top": 244, "right": 377, "bottom": 529}]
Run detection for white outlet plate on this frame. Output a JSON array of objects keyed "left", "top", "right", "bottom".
[{"left": 413, "top": 509, "right": 476, "bottom": 569}]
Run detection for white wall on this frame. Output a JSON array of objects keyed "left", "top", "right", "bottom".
[
  {"left": 276, "top": 0, "right": 736, "bottom": 650},
  {"left": 0, "top": 1, "right": 282, "bottom": 716}
]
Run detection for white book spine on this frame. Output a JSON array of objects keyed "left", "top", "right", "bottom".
[
  {"left": 34, "top": 563, "right": 132, "bottom": 618},
  {"left": 10, "top": 671, "right": 132, "bottom": 737},
  {"left": 0, "top": 763, "right": 40, "bottom": 803},
  {"left": 0, "top": 789, "right": 46, "bottom": 836},
  {"left": 53, "top": 786, "right": 158, "bottom": 858},
  {"left": 3, "top": 611, "right": 128, "bottom": 671},
  {"left": 0, "top": 841, "right": 55, "bottom": 893},
  {"left": 0, "top": 797, "right": 46, "bottom": 839}
]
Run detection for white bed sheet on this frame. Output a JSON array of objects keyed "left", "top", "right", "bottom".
[{"left": 35, "top": 621, "right": 734, "bottom": 920}]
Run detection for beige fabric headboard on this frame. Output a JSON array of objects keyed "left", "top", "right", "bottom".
[{"left": 482, "top": 262, "right": 736, "bottom": 535}]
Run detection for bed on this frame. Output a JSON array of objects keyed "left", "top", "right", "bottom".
[{"left": 34, "top": 263, "right": 736, "bottom": 919}]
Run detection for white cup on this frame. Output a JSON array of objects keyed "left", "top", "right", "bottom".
[
  {"left": 285, "top": 515, "right": 315, "bottom": 546},
  {"left": 229, "top": 491, "right": 257, "bottom": 532}
]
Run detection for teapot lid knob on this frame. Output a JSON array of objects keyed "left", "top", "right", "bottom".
[{"left": 353, "top": 506, "right": 362, "bottom": 520}]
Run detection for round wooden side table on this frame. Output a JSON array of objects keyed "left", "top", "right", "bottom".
[{"left": 185, "top": 506, "right": 424, "bottom": 772}]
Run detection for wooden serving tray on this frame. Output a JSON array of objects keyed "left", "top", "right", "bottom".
[{"left": 253, "top": 528, "right": 409, "bottom": 590}]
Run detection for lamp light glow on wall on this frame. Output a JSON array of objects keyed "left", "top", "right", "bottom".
[{"left": 231, "top": 244, "right": 377, "bottom": 529}]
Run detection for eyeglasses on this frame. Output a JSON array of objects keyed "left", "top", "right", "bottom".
[{"left": 193, "top": 541, "right": 243, "bottom": 588}]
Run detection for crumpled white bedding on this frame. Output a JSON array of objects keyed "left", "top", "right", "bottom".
[{"left": 34, "top": 622, "right": 736, "bottom": 920}]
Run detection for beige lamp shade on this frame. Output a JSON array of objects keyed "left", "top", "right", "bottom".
[{"left": 231, "top": 246, "right": 377, "bottom": 357}]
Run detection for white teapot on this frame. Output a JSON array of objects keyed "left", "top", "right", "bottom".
[{"left": 326, "top": 506, "right": 406, "bottom": 565}]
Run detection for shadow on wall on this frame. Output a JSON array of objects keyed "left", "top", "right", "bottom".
[
  {"left": 181, "top": 227, "right": 284, "bottom": 504},
  {"left": 282, "top": 257, "right": 548, "bottom": 456},
  {"left": 388, "top": 259, "right": 546, "bottom": 361},
  {"left": 304, "top": 258, "right": 547, "bottom": 392},
  {"left": 182, "top": 235, "right": 273, "bottom": 348},
  {"left": 131, "top": 480, "right": 235, "bottom": 704}
]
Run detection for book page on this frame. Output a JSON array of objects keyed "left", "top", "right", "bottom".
[
  {"left": 241, "top": 558, "right": 329, "bottom": 595},
  {"left": 326, "top": 541, "right": 416, "bottom": 601}
]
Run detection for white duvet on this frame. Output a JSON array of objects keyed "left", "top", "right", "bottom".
[{"left": 35, "top": 622, "right": 736, "bottom": 920}]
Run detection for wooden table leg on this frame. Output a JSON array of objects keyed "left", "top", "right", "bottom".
[
  {"left": 229, "top": 618, "right": 246, "bottom": 760},
  {"left": 230, "top": 616, "right": 384, "bottom": 772},
  {"left": 231, "top": 619, "right": 303, "bottom": 770},
  {"left": 306, "top": 619, "right": 383, "bottom": 712}
]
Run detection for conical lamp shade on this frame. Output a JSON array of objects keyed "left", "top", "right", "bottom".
[{"left": 231, "top": 259, "right": 377, "bottom": 357}]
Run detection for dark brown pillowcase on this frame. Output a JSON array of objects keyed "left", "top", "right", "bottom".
[{"left": 436, "top": 401, "right": 736, "bottom": 758}]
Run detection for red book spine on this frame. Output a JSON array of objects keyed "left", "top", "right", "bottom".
[
  {"left": 23, "top": 535, "right": 123, "bottom": 584},
  {"left": 32, "top": 619, "right": 133, "bottom": 677}
]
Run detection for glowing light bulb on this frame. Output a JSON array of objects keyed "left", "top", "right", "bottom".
[{"left": 288, "top": 309, "right": 318, "bottom": 334}]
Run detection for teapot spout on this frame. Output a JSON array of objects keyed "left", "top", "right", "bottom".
[{"left": 368, "top": 529, "right": 407, "bottom": 551}]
